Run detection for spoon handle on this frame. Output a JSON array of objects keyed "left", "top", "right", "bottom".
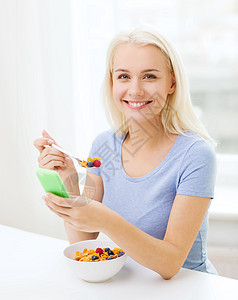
[
  {"left": 51, "top": 144, "right": 101, "bottom": 168},
  {"left": 51, "top": 144, "right": 82, "bottom": 162}
]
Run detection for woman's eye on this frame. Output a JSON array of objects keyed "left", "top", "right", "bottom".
[
  {"left": 144, "top": 74, "right": 156, "bottom": 79},
  {"left": 117, "top": 74, "right": 157, "bottom": 79},
  {"left": 118, "top": 74, "right": 129, "bottom": 79}
]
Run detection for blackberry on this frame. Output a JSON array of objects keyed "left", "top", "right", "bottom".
[
  {"left": 107, "top": 250, "right": 114, "bottom": 256},
  {"left": 107, "top": 256, "right": 114, "bottom": 260}
]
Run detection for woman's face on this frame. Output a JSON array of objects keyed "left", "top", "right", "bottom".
[{"left": 112, "top": 43, "right": 175, "bottom": 123}]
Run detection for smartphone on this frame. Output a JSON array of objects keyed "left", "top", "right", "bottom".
[{"left": 35, "top": 168, "right": 70, "bottom": 198}]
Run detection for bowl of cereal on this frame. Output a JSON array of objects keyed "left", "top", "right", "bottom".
[{"left": 63, "top": 240, "right": 127, "bottom": 282}]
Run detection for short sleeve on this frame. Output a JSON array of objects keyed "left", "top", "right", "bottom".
[{"left": 177, "top": 140, "right": 217, "bottom": 199}]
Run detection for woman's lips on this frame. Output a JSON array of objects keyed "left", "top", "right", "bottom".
[{"left": 122, "top": 100, "right": 153, "bottom": 110}]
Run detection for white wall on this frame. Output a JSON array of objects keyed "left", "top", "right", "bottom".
[{"left": 0, "top": 0, "right": 77, "bottom": 240}]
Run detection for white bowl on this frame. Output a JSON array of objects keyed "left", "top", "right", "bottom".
[{"left": 63, "top": 240, "right": 127, "bottom": 282}]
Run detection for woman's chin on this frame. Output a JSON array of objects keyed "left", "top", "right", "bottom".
[{"left": 125, "top": 111, "right": 161, "bottom": 125}]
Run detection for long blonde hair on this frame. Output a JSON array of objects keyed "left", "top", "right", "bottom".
[{"left": 101, "top": 26, "right": 217, "bottom": 148}]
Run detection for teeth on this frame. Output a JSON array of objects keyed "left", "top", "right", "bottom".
[{"left": 128, "top": 101, "right": 148, "bottom": 107}]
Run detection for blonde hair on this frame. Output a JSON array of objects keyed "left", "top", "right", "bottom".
[{"left": 101, "top": 26, "right": 217, "bottom": 148}]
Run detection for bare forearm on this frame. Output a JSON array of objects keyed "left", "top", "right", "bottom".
[
  {"left": 103, "top": 212, "right": 182, "bottom": 280},
  {"left": 64, "top": 222, "right": 99, "bottom": 244},
  {"left": 63, "top": 172, "right": 99, "bottom": 243}
]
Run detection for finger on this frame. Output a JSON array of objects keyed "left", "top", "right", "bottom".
[
  {"left": 38, "top": 147, "right": 66, "bottom": 162},
  {"left": 42, "top": 129, "right": 57, "bottom": 144},
  {"left": 44, "top": 197, "right": 71, "bottom": 215},
  {"left": 67, "top": 195, "right": 92, "bottom": 207},
  {"left": 39, "top": 159, "right": 66, "bottom": 170},
  {"left": 45, "top": 201, "right": 71, "bottom": 220},
  {"left": 39, "top": 153, "right": 65, "bottom": 165},
  {"left": 44, "top": 193, "right": 72, "bottom": 208},
  {"left": 45, "top": 204, "right": 83, "bottom": 231},
  {"left": 33, "top": 137, "right": 55, "bottom": 153}
]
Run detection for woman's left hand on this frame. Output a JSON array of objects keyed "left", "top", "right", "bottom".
[{"left": 42, "top": 193, "right": 112, "bottom": 233}]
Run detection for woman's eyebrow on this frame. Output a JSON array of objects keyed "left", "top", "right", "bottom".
[{"left": 114, "top": 68, "right": 161, "bottom": 73}]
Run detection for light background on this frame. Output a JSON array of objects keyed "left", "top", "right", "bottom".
[{"left": 0, "top": 0, "right": 237, "bottom": 278}]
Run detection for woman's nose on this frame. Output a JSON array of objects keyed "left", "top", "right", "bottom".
[{"left": 128, "top": 79, "right": 145, "bottom": 98}]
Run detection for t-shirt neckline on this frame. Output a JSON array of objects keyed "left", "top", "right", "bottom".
[{"left": 119, "top": 132, "right": 181, "bottom": 182}]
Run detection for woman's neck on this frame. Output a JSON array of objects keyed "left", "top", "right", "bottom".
[{"left": 125, "top": 116, "right": 168, "bottom": 152}]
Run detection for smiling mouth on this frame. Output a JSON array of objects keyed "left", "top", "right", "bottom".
[{"left": 122, "top": 100, "right": 153, "bottom": 108}]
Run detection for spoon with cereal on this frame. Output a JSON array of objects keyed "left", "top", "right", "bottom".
[{"left": 51, "top": 144, "right": 101, "bottom": 168}]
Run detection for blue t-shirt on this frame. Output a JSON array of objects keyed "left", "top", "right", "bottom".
[{"left": 87, "top": 129, "right": 217, "bottom": 274}]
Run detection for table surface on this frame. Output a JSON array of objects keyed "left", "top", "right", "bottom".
[{"left": 0, "top": 225, "right": 237, "bottom": 300}]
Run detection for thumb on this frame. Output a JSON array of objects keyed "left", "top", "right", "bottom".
[{"left": 42, "top": 129, "right": 57, "bottom": 145}]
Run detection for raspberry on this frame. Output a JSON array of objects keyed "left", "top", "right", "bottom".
[
  {"left": 92, "top": 157, "right": 101, "bottom": 161},
  {"left": 95, "top": 248, "right": 103, "bottom": 255},
  {"left": 93, "top": 160, "right": 101, "bottom": 167}
]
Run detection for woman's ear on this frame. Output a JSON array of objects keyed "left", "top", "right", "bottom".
[{"left": 168, "top": 75, "right": 176, "bottom": 94}]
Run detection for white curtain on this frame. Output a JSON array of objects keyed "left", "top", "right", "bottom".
[{"left": 0, "top": 0, "right": 112, "bottom": 238}]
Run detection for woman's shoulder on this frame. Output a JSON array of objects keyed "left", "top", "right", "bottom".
[
  {"left": 178, "top": 131, "right": 216, "bottom": 162},
  {"left": 179, "top": 131, "right": 213, "bottom": 148},
  {"left": 91, "top": 129, "right": 123, "bottom": 148}
]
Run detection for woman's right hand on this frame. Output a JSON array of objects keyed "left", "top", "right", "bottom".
[{"left": 33, "top": 130, "right": 78, "bottom": 187}]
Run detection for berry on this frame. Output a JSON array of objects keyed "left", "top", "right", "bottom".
[
  {"left": 91, "top": 255, "right": 98, "bottom": 261},
  {"left": 107, "top": 249, "right": 114, "bottom": 256},
  {"left": 86, "top": 161, "right": 94, "bottom": 167},
  {"left": 93, "top": 160, "right": 101, "bottom": 167},
  {"left": 104, "top": 247, "right": 110, "bottom": 252},
  {"left": 118, "top": 251, "right": 125, "bottom": 257},
  {"left": 92, "top": 157, "right": 101, "bottom": 161},
  {"left": 107, "top": 256, "right": 114, "bottom": 260},
  {"left": 96, "top": 248, "right": 103, "bottom": 255}
]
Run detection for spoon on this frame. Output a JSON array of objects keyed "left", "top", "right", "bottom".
[{"left": 51, "top": 144, "right": 100, "bottom": 168}]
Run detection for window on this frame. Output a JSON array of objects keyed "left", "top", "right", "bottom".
[{"left": 71, "top": 0, "right": 238, "bottom": 213}]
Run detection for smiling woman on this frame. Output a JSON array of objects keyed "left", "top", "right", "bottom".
[
  {"left": 34, "top": 26, "right": 218, "bottom": 280},
  {"left": 112, "top": 43, "right": 175, "bottom": 122},
  {"left": 102, "top": 29, "right": 217, "bottom": 148}
]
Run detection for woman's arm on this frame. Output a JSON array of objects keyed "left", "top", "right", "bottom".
[
  {"left": 64, "top": 172, "right": 104, "bottom": 244},
  {"left": 43, "top": 192, "right": 210, "bottom": 279},
  {"left": 102, "top": 194, "right": 211, "bottom": 280}
]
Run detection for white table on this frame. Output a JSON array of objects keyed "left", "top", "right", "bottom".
[{"left": 0, "top": 225, "right": 237, "bottom": 300}]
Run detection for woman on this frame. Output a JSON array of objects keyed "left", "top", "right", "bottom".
[{"left": 34, "top": 26, "right": 217, "bottom": 279}]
